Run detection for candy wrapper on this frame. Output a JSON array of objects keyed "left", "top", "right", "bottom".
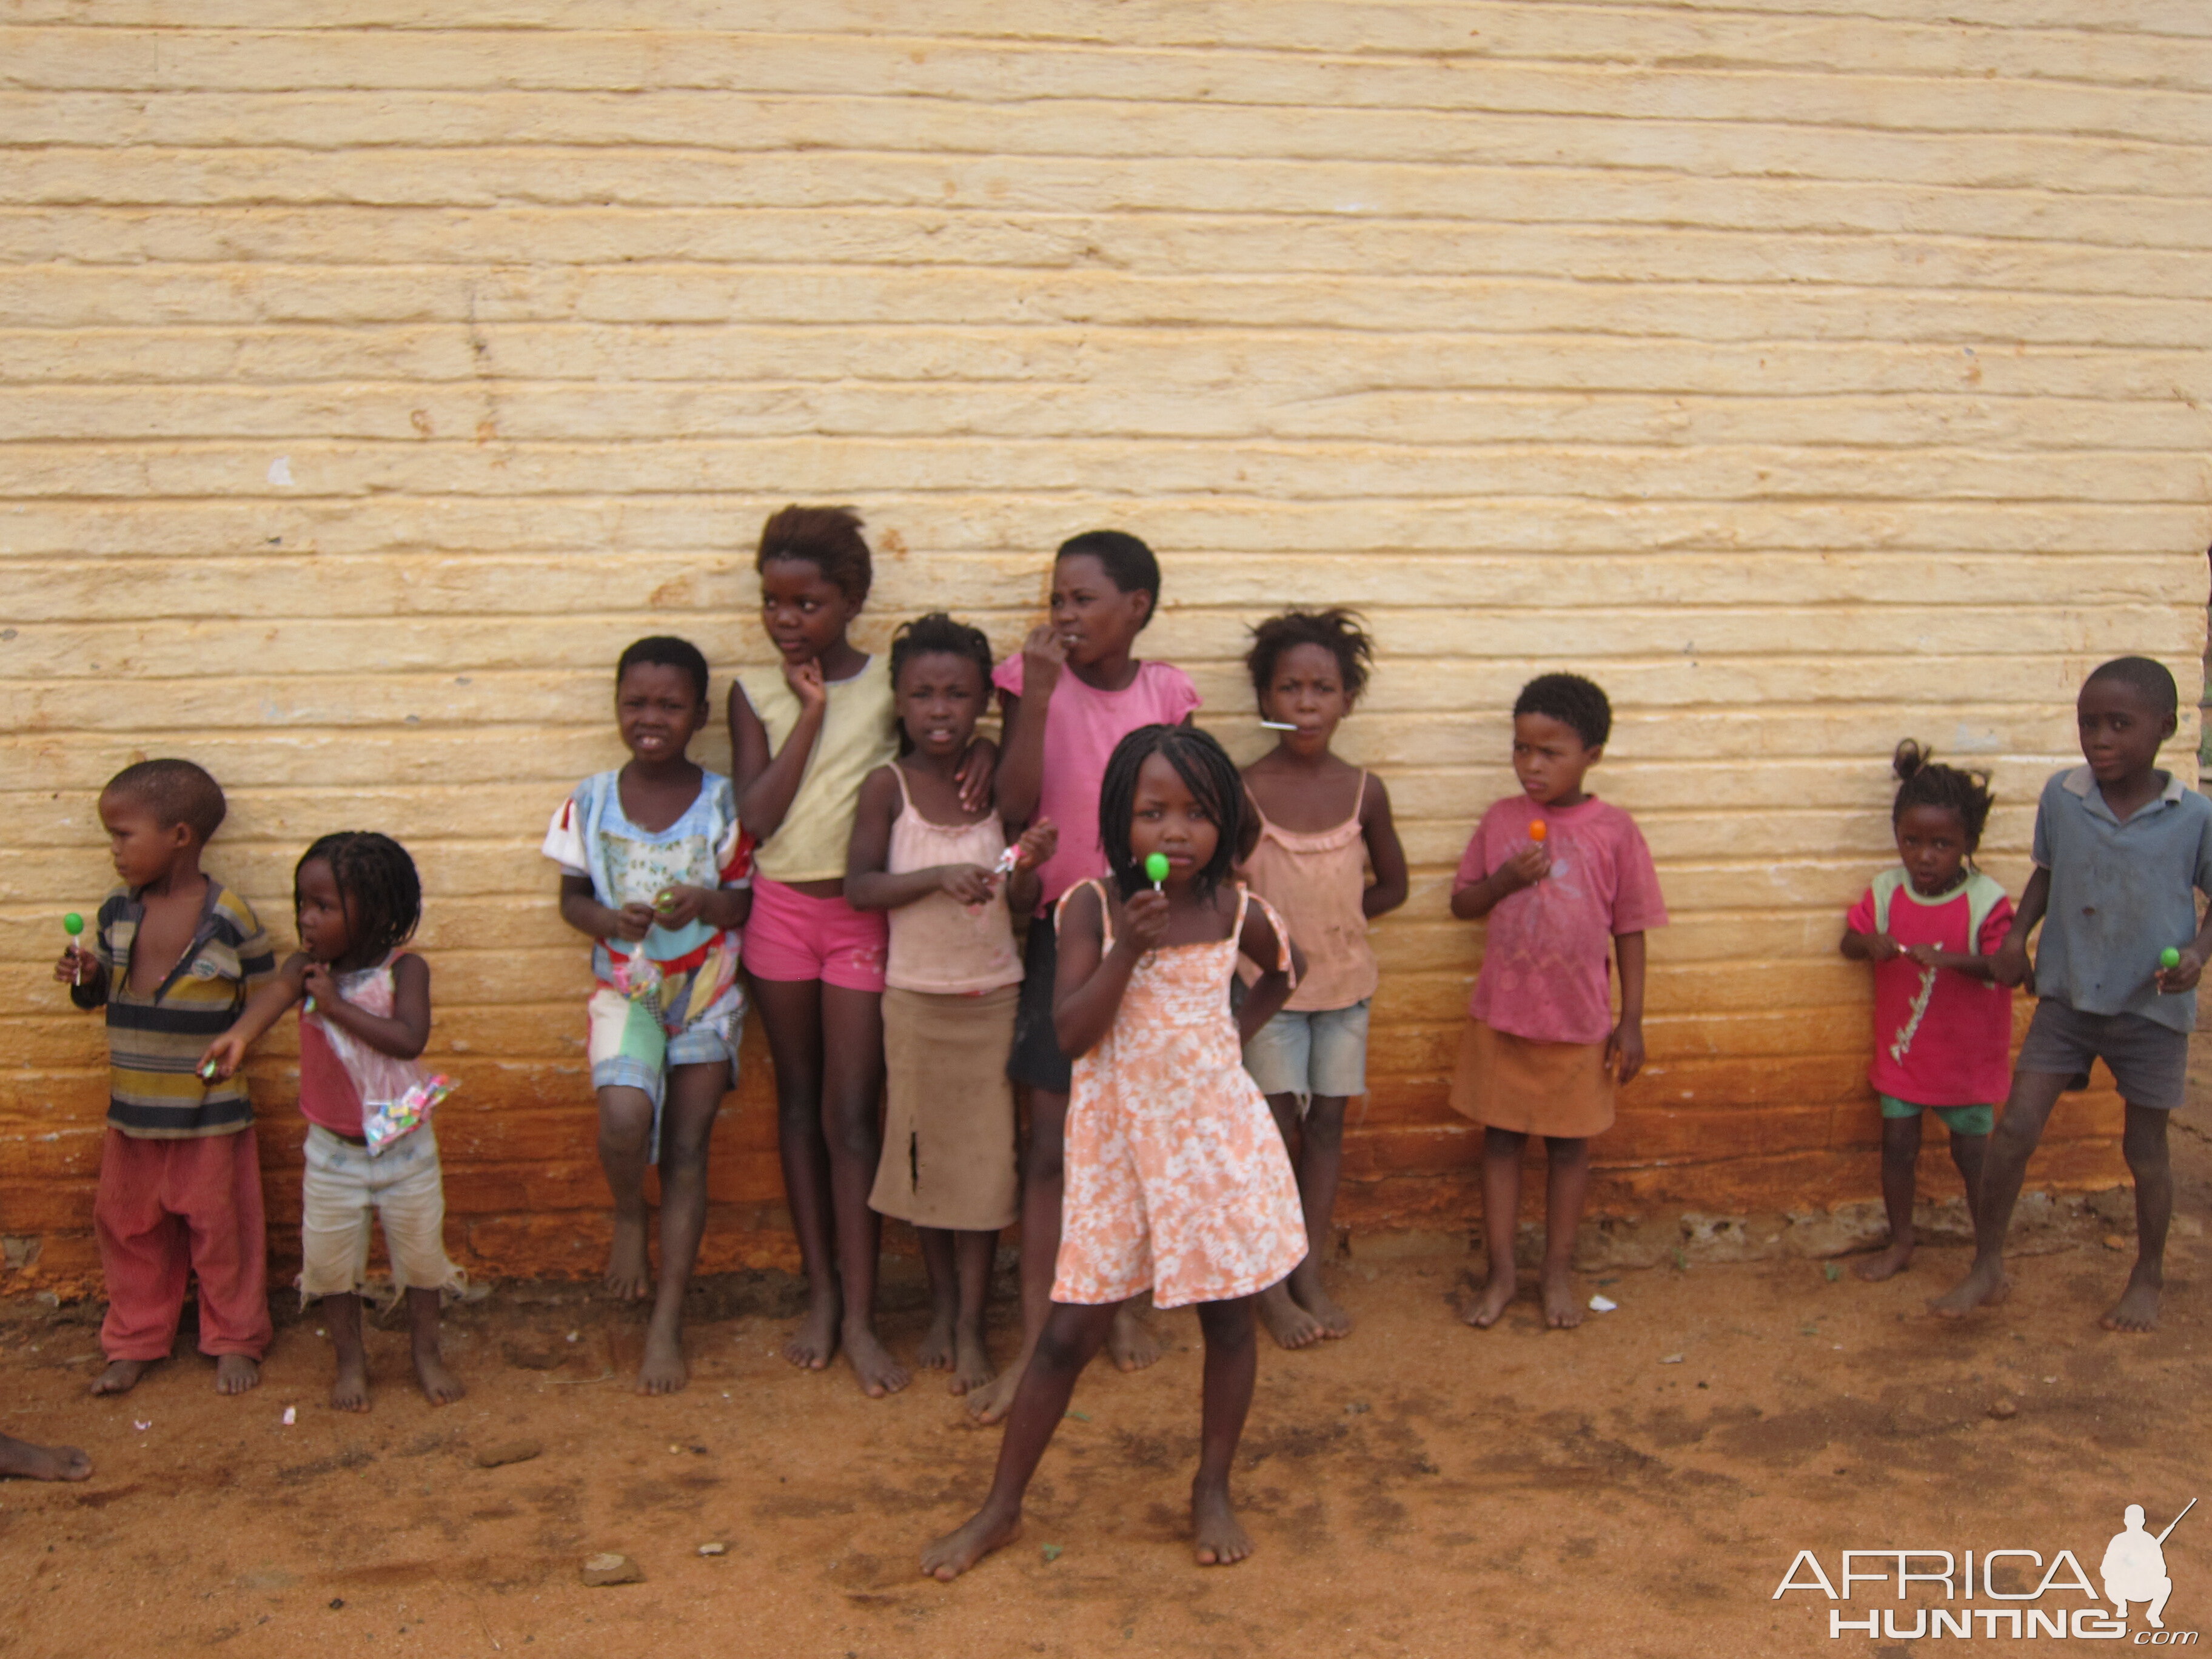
[
  {"left": 991, "top": 846, "right": 1021, "bottom": 880},
  {"left": 609, "top": 951, "right": 663, "bottom": 1005},
  {"left": 364, "top": 1073, "right": 454, "bottom": 1157}
]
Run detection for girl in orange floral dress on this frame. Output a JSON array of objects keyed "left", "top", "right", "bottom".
[{"left": 921, "top": 725, "right": 1306, "bottom": 1581}]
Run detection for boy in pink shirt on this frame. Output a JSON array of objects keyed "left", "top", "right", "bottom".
[{"left": 1449, "top": 674, "right": 1667, "bottom": 1331}]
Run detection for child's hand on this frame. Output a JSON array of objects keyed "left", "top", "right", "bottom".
[
  {"left": 301, "top": 960, "right": 340, "bottom": 1010},
  {"left": 2157, "top": 948, "right": 2204, "bottom": 995},
  {"left": 651, "top": 885, "right": 710, "bottom": 929},
  {"left": 1605, "top": 1019, "right": 1646, "bottom": 1085},
  {"left": 1990, "top": 938, "right": 2032, "bottom": 987},
  {"left": 614, "top": 901, "right": 659, "bottom": 942},
  {"left": 955, "top": 742, "right": 997, "bottom": 813},
  {"left": 1121, "top": 888, "right": 1171, "bottom": 953},
  {"left": 937, "top": 864, "right": 997, "bottom": 905},
  {"left": 1020, "top": 624, "right": 1067, "bottom": 695},
  {"left": 1900, "top": 941, "right": 1942, "bottom": 968},
  {"left": 198, "top": 1032, "right": 247, "bottom": 1083},
  {"left": 1498, "top": 842, "right": 1550, "bottom": 893},
  {"left": 783, "top": 656, "right": 828, "bottom": 713},
  {"left": 1014, "top": 819, "right": 1058, "bottom": 868},
  {"left": 53, "top": 943, "right": 96, "bottom": 986},
  {"left": 1864, "top": 931, "right": 1905, "bottom": 962}
]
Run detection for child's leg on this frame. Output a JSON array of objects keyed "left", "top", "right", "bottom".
[
  {"left": 917, "top": 1227, "right": 959, "bottom": 1373},
  {"left": 179, "top": 1126, "right": 271, "bottom": 1393},
  {"left": 819, "top": 984, "right": 903, "bottom": 1396},
  {"left": 971, "top": 1086, "right": 1070, "bottom": 1422},
  {"left": 1930, "top": 1070, "right": 2070, "bottom": 1318},
  {"left": 0, "top": 1433, "right": 91, "bottom": 1483},
  {"left": 751, "top": 975, "right": 842, "bottom": 1368},
  {"left": 1857, "top": 1111, "right": 1925, "bottom": 1282},
  {"left": 1290, "top": 1093, "right": 1352, "bottom": 1335},
  {"left": 1539, "top": 1135, "right": 1590, "bottom": 1329},
  {"left": 1191, "top": 1295, "right": 1260, "bottom": 1566},
  {"left": 91, "top": 1131, "right": 188, "bottom": 1394},
  {"left": 1465, "top": 1127, "right": 1526, "bottom": 1328},
  {"left": 376, "top": 1129, "right": 466, "bottom": 1406},
  {"left": 594, "top": 1084, "right": 657, "bottom": 1300},
  {"left": 921, "top": 1301, "right": 1118, "bottom": 1581},
  {"left": 404, "top": 1287, "right": 461, "bottom": 1403},
  {"left": 950, "top": 1228, "right": 997, "bottom": 1396},
  {"left": 638, "top": 1058, "right": 731, "bottom": 1394},
  {"left": 1256, "top": 1092, "right": 1327, "bottom": 1350},
  {"left": 324, "top": 1291, "right": 370, "bottom": 1412},
  {"left": 2102, "top": 1102, "right": 2172, "bottom": 1333}
]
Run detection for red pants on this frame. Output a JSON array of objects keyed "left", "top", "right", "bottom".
[{"left": 93, "top": 1127, "right": 272, "bottom": 1362}]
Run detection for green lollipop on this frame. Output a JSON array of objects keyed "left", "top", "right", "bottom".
[
  {"left": 62, "top": 912, "right": 87, "bottom": 987},
  {"left": 1144, "top": 852, "right": 1170, "bottom": 891},
  {"left": 2162, "top": 947, "right": 2183, "bottom": 971},
  {"left": 62, "top": 911, "right": 84, "bottom": 939}
]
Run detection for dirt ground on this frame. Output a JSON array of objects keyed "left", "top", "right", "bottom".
[{"left": 6, "top": 1075, "right": 2209, "bottom": 1659}]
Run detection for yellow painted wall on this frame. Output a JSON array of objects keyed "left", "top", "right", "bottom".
[{"left": 4, "top": 2, "right": 2208, "bottom": 1290}]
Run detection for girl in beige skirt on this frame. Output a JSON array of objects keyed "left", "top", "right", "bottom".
[{"left": 847, "top": 614, "right": 1055, "bottom": 1396}]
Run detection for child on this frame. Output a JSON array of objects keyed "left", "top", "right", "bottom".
[
  {"left": 56, "top": 759, "right": 277, "bottom": 1398},
  {"left": 1236, "top": 609, "right": 1409, "bottom": 1347},
  {"left": 548, "top": 635, "right": 751, "bottom": 1394},
  {"left": 921, "top": 725, "right": 1305, "bottom": 1581},
  {"left": 1933, "top": 657, "right": 2212, "bottom": 1332},
  {"left": 0, "top": 1434, "right": 90, "bottom": 1483},
  {"left": 203, "top": 833, "right": 466, "bottom": 1410},
  {"left": 731, "top": 508, "right": 988, "bottom": 1397},
  {"left": 845, "top": 613, "right": 1057, "bottom": 1395},
  {"left": 1840, "top": 742, "right": 2011, "bottom": 1282},
  {"left": 1449, "top": 674, "right": 1667, "bottom": 1330},
  {"left": 980, "top": 529, "right": 1200, "bottom": 1420}
]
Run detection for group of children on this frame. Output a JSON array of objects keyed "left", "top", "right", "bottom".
[{"left": 30, "top": 508, "right": 2212, "bottom": 1581}]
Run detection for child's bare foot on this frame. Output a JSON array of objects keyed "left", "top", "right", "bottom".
[
  {"left": 1540, "top": 1265, "right": 1583, "bottom": 1329},
  {"left": 215, "top": 1354, "right": 261, "bottom": 1395},
  {"left": 637, "top": 1318, "right": 688, "bottom": 1395},
  {"left": 917, "top": 1306, "right": 957, "bottom": 1374},
  {"left": 964, "top": 1359, "right": 1024, "bottom": 1424},
  {"left": 948, "top": 1329, "right": 994, "bottom": 1396},
  {"left": 922, "top": 1500, "right": 1022, "bottom": 1581},
  {"left": 1295, "top": 1276, "right": 1353, "bottom": 1339},
  {"left": 844, "top": 1321, "right": 910, "bottom": 1398},
  {"left": 1191, "top": 1478, "right": 1252, "bottom": 1566},
  {"left": 1257, "top": 1282, "right": 1327, "bottom": 1350},
  {"left": 1461, "top": 1269, "right": 1517, "bottom": 1329},
  {"left": 784, "top": 1292, "right": 840, "bottom": 1371},
  {"left": 0, "top": 1434, "right": 92, "bottom": 1482},
  {"left": 330, "top": 1354, "right": 370, "bottom": 1413},
  {"left": 90, "top": 1358, "right": 150, "bottom": 1396},
  {"left": 2100, "top": 1262, "right": 2163, "bottom": 1332},
  {"left": 1854, "top": 1240, "right": 1915, "bottom": 1281},
  {"left": 1929, "top": 1259, "right": 2011, "bottom": 1319},
  {"left": 414, "top": 1346, "right": 466, "bottom": 1406},
  {"left": 603, "top": 1214, "right": 651, "bottom": 1301},
  {"left": 1107, "top": 1302, "right": 1161, "bottom": 1372}
]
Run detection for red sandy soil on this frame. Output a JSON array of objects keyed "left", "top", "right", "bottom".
[{"left": 6, "top": 1093, "right": 2209, "bottom": 1659}]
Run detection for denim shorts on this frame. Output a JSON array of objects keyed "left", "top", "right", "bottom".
[
  {"left": 1242, "top": 999, "right": 1371, "bottom": 1102},
  {"left": 2014, "top": 997, "right": 2190, "bottom": 1111}
]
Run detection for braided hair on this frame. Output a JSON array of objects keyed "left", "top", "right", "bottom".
[
  {"left": 887, "top": 612, "right": 994, "bottom": 755},
  {"left": 1891, "top": 741, "right": 1996, "bottom": 855},
  {"left": 297, "top": 831, "right": 423, "bottom": 959},
  {"left": 1097, "top": 725, "right": 1247, "bottom": 902},
  {"left": 1245, "top": 608, "right": 1375, "bottom": 706}
]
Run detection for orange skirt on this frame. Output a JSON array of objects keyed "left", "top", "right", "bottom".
[{"left": 1447, "top": 1019, "right": 1615, "bottom": 1138}]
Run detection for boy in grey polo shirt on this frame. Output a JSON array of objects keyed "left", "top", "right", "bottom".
[{"left": 1933, "top": 657, "right": 2212, "bottom": 1332}]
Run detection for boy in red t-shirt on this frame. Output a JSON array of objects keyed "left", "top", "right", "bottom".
[{"left": 1841, "top": 742, "right": 2011, "bottom": 1281}]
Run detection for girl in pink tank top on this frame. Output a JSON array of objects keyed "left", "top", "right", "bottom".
[
  {"left": 1237, "top": 610, "right": 1408, "bottom": 1350},
  {"left": 846, "top": 615, "right": 1055, "bottom": 1400}
]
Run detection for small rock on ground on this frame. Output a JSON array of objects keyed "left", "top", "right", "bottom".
[
  {"left": 474, "top": 1439, "right": 543, "bottom": 1468},
  {"left": 580, "top": 1552, "right": 643, "bottom": 1586}
]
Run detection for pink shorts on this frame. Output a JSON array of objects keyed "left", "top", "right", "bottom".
[{"left": 745, "top": 876, "right": 888, "bottom": 992}]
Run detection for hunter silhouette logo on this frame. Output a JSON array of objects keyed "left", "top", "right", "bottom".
[{"left": 1774, "top": 1498, "right": 2197, "bottom": 1641}]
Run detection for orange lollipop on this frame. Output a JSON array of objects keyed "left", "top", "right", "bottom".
[{"left": 1528, "top": 820, "right": 1547, "bottom": 843}]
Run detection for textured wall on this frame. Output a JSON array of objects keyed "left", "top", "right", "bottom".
[{"left": 4, "top": 2, "right": 2208, "bottom": 1291}]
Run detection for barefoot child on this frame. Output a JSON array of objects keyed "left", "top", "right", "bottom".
[
  {"left": 846, "top": 614, "right": 1057, "bottom": 1395},
  {"left": 57, "top": 760, "right": 277, "bottom": 1397},
  {"left": 1840, "top": 743, "right": 2011, "bottom": 1282},
  {"left": 0, "top": 1435, "right": 91, "bottom": 1483},
  {"left": 922, "top": 726, "right": 1306, "bottom": 1581},
  {"left": 731, "top": 508, "right": 988, "bottom": 1396},
  {"left": 548, "top": 636, "right": 751, "bottom": 1393},
  {"left": 1236, "top": 609, "right": 1408, "bottom": 1348},
  {"left": 1933, "top": 657, "right": 2212, "bottom": 1332},
  {"left": 1449, "top": 674, "right": 1667, "bottom": 1330},
  {"left": 979, "top": 529, "right": 1200, "bottom": 1419},
  {"left": 204, "top": 833, "right": 467, "bottom": 1410}
]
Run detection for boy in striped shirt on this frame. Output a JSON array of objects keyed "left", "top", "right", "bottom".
[{"left": 56, "top": 760, "right": 277, "bottom": 1396}]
